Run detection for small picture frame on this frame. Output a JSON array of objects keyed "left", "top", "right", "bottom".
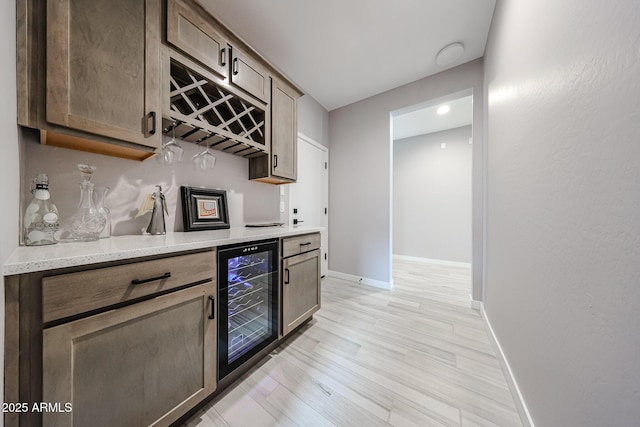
[{"left": 180, "top": 186, "right": 230, "bottom": 231}]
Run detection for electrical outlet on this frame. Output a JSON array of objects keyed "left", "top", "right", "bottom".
[{"left": 279, "top": 201, "right": 285, "bottom": 213}]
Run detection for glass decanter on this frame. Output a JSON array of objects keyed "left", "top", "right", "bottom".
[
  {"left": 69, "top": 164, "right": 106, "bottom": 241},
  {"left": 94, "top": 186, "right": 111, "bottom": 238},
  {"left": 23, "top": 173, "right": 60, "bottom": 246}
]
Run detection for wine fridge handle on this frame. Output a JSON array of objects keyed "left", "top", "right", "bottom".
[
  {"left": 208, "top": 295, "right": 215, "bottom": 319},
  {"left": 284, "top": 268, "right": 290, "bottom": 284}
]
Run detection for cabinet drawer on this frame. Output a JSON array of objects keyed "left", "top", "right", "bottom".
[
  {"left": 282, "top": 233, "right": 321, "bottom": 258},
  {"left": 42, "top": 250, "right": 215, "bottom": 323}
]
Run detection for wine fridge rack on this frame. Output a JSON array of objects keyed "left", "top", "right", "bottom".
[{"left": 162, "top": 59, "right": 267, "bottom": 159}]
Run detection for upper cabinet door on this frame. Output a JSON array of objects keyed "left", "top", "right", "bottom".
[
  {"left": 166, "top": 0, "right": 230, "bottom": 80},
  {"left": 46, "top": 0, "right": 162, "bottom": 149},
  {"left": 271, "top": 77, "right": 298, "bottom": 181},
  {"left": 230, "top": 47, "right": 270, "bottom": 103}
]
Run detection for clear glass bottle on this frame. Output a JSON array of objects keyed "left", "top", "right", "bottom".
[
  {"left": 24, "top": 173, "right": 60, "bottom": 246},
  {"left": 69, "top": 164, "right": 106, "bottom": 241},
  {"left": 94, "top": 186, "right": 111, "bottom": 238}
]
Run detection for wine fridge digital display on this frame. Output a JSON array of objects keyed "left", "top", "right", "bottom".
[{"left": 217, "top": 240, "right": 279, "bottom": 380}]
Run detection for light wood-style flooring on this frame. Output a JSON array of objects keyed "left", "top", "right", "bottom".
[{"left": 183, "top": 259, "right": 522, "bottom": 426}]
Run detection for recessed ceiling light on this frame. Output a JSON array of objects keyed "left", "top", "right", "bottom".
[
  {"left": 435, "top": 42, "right": 464, "bottom": 66},
  {"left": 437, "top": 105, "right": 450, "bottom": 115}
]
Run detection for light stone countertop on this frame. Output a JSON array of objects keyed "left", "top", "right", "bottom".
[{"left": 3, "top": 226, "right": 323, "bottom": 276}]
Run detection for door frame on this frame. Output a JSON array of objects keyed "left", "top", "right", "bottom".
[{"left": 390, "top": 88, "right": 478, "bottom": 301}]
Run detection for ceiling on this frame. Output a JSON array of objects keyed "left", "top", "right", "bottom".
[
  {"left": 393, "top": 95, "right": 472, "bottom": 141},
  {"left": 195, "top": 0, "right": 496, "bottom": 111}
]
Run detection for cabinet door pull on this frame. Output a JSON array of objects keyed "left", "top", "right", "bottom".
[
  {"left": 273, "top": 154, "right": 278, "bottom": 168},
  {"left": 130, "top": 272, "right": 171, "bottom": 285},
  {"left": 148, "top": 111, "right": 157, "bottom": 135},
  {"left": 233, "top": 58, "right": 239, "bottom": 75},
  {"left": 208, "top": 295, "right": 215, "bottom": 319},
  {"left": 300, "top": 242, "right": 311, "bottom": 247},
  {"left": 284, "top": 268, "right": 290, "bottom": 284},
  {"left": 220, "top": 48, "right": 227, "bottom": 66}
]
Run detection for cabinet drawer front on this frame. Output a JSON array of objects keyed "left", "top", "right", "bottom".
[
  {"left": 42, "top": 250, "right": 215, "bottom": 323},
  {"left": 282, "top": 233, "right": 321, "bottom": 258}
]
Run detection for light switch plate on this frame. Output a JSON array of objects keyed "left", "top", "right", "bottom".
[{"left": 280, "top": 186, "right": 285, "bottom": 196}]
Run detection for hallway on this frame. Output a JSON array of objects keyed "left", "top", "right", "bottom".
[{"left": 185, "top": 260, "right": 521, "bottom": 426}]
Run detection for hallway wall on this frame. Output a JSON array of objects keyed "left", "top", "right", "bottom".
[
  {"left": 483, "top": 1, "right": 640, "bottom": 425},
  {"left": 393, "top": 126, "right": 472, "bottom": 263}
]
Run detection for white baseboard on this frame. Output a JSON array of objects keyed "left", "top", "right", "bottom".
[
  {"left": 393, "top": 254, "right": 471, "bottom": 269},
  {"left": 469, "top": 298, "right": 482, "bottom": 310},
  {"left": 480, "top": 304, "right": 535, "bottom": 427},
  {"left": 327, "top": 270, "right": 393, "bottom": 290}
]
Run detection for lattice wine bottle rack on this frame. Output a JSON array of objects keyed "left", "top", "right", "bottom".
[{"left": 162, "top": 59, "right": 267, "bottom": 159}]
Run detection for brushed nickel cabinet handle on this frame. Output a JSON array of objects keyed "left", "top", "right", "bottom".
[
  {"left": 274, "top": 154, "right": 278, "bottom": 168},
  {"left": 233, "top": 58, "right": 239, "bottom": 75},
  {"left": 131, "top": 272, "right": 171, "bottom": 285},
  {"left": 220, "top": 48, "right": 227, "bottom": 66},
  {"left": 284, "top": 268, "right": 290, "bottom": 284}
]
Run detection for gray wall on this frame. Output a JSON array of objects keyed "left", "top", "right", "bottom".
[
  {"left": 0, "top": 0, "right": 18, "bottom": 414},
  {"left": 298, "top": 94, "right": 330, "bottom": 148},
  {"left": 483, "top": 1, "right": 640, "bottom": 425},
  {"left": 393, "top": 126, "right": 472, "bottom": 263},
  {"left": 329, "top": 60, "right": 484, "bottom": 297}
]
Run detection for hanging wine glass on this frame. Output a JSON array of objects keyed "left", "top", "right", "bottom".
[
  {"left": 192, "top": 135, "right": 216, "bottom": 170},
  {"left": 157, "top": 122, "right": 184, "bottom": 165}
]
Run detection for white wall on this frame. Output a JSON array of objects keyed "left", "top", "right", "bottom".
[
  {"left": 393, "top": 126, "right": 472, "bottom": 263},
  {"left": 484, "top": 1, "right": 640, "bottom": 425},
  {"left": 329, "top": 60, "right": 484, "bottom": 297},
  {"left": 0, "top": 0, "right": 18, "bottom": 416}
]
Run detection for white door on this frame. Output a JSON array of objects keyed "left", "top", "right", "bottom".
[{"left": 289, "top": 134, "right": 329, "bottom": 276}]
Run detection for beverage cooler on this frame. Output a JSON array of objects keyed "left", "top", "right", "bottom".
[{"left": 217, "top": 240, "right": 279, "bottom": 380}]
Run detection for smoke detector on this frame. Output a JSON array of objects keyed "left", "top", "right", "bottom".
[{"left": 435, "top": 42, "right": 465, "bottom": 66}]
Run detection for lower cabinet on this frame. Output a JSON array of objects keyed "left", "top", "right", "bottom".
[
  {"left": 282, "top": 234, "right": 321, "bottom": 336},
  {"left": 42, "top": 280, "right": 216, "bottom": 427},
  {"left": 4, "top": 236, "right": 322, "bottom": 426}
]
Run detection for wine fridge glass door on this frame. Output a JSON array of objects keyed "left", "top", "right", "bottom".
[{"left": 217, "top": 240, "right": 279, "bottom": 380}]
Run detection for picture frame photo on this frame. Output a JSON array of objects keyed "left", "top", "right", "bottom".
[{"left": 180, "top": 186, "right": 230, "bottom": 231}]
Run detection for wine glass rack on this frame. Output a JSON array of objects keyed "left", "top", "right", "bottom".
[{"left": 162, "top": 58, "right": 267, "bottom": 159}]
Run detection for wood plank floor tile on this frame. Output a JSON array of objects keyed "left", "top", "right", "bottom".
[{"left": 182, "top": 259, "right": 522, "bottom": 426}]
